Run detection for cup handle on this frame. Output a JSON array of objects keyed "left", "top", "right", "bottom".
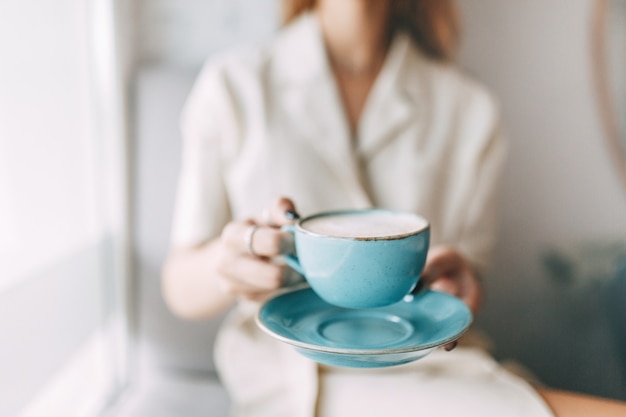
[{"left": 281, "top": 224, "right": 305, "bottom": 276}]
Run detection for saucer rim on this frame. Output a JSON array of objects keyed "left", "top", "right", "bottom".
[{"left": 255, "top": 287, "right": 473, "bottom": 356}]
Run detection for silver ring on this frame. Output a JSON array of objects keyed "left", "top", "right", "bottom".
[{"left": 244, "top": 224, "right": 260, "bottom": 257}]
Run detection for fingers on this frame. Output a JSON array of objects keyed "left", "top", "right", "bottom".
[
  {"left": 420, "top": 245, "right": 482, "bottom": 316},
  {"left": 217, "top": 252, "right": 286, "bottom": 295},
  {"left": 253, "top": 197, "right": 299, "bottom": 225},
  {"left": 420, "top": 246, "right": 465, "bottom": 286},
  {"left": 268, "top": 197, "right": 300, "bottom": 226},
  {"left": 221, "top": 220, "right": 294, "bottom": 257},
  {"left": 214, "top": 197, "right": 302, "bottom": 300},
  {"left": 421, "top": 247, "right": 475, "bottom": 353},
  {"left": 444, "top": 341, "right": 458, "bottom": 351},
  {"left": 429, "top": 275, "right": 463, "bottom": 298}
]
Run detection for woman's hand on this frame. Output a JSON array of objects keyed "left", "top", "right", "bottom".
[
  {"left": 215, "top": 197, "right": 300, "bottom": 301},
  {"left": 420, "top": 246, "right": 482, "bottom": 350},
  {"left": 162, "top": 197, "right": 301, "bottom": 319}
]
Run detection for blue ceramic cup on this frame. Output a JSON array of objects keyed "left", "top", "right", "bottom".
[{"left": 282, "top": 209, "right": 430, "bottom": 308}]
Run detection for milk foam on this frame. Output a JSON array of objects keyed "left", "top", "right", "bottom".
[{"left": 301, "top": 211, "right": 427, "bottom": 238}]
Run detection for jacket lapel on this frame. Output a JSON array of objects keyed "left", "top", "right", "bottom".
[
  {"left": 357, "top": 32, "right": 424, "bottom": 158},
  {"left": 272, "top": 14, "right": 425, "bottom": 207},
  {"left": 273, "top": 13, "right": 371, "bottom": 207}
]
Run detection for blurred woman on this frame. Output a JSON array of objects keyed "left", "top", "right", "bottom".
[{"left": 162, "top": 1, "right": 626, "bottom": 416}]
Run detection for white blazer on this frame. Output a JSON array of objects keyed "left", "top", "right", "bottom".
[
  {"left": 172, "top": 12, "right": 505, "bottom": 272},
  {"left": 171, "top": 12, "right": 550, "bottom": 417}
]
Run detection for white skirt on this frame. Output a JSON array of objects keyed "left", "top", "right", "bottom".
[{"left": 317, "top": 347, "right": 555, "bottom": 417}]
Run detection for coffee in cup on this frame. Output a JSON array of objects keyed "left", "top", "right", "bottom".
[{"left": 282, "top": 209, "right": 430, "bottom": 308}]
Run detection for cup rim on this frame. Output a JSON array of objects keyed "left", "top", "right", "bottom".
[{"left": 295, "top": 209, "right": 430, "bottom": 241}]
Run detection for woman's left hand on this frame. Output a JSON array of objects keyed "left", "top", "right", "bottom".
[{"left": 420, "top": 246, "right": 482, "bottom": 351}]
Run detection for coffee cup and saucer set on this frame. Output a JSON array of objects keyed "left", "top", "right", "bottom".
[{"left": 255, "top": 209, "right": 473, "bottom": 368}]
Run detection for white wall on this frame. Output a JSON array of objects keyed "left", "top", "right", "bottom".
[
  {"left": 458, "top": 0, "right": 626, "bottom": 397},
  {"left": 136, "top": 0, "right": 278, "bottom": 68},
  {"left": 459, "top": 0, "right": 626, "bottom": 279}
]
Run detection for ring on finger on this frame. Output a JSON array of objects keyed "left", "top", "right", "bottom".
[{"left": 244, "top": 224, "right": 260, "bottom": 257}]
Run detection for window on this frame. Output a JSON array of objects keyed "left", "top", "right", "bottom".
[{"left": 0, "top": 0, "right": 131, "bottom": 415}]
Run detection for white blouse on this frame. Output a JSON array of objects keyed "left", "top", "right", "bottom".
[{"left": 171, "top": 12, "right": 553, "bottom": 417}]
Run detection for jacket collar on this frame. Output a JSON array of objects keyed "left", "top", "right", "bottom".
[{"left": 272, "top": 13, "right": 427, "bottom": 206}]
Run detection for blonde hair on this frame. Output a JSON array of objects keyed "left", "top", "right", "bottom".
[{"left": 281, "top": 0, "right": 460, "bottom": 61}]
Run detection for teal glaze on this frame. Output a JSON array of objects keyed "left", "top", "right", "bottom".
[
  {"left": 256, "top": 287, "right": 472, "bottom": 368},
  {"left": 282, "top": 209, "right": 430, "bottom": 308}
]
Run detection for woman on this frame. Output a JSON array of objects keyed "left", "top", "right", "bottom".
[{"left": 162, "top": 1, "right": 626, "bottom": 416}]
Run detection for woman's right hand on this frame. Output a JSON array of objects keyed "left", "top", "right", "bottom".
[{"left": 214, "top": 197, "right": 301, "bottom": 300}]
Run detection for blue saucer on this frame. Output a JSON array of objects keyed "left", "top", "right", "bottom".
[{"left": 256, "top": 287, "right": 473, "bottom": 368}]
